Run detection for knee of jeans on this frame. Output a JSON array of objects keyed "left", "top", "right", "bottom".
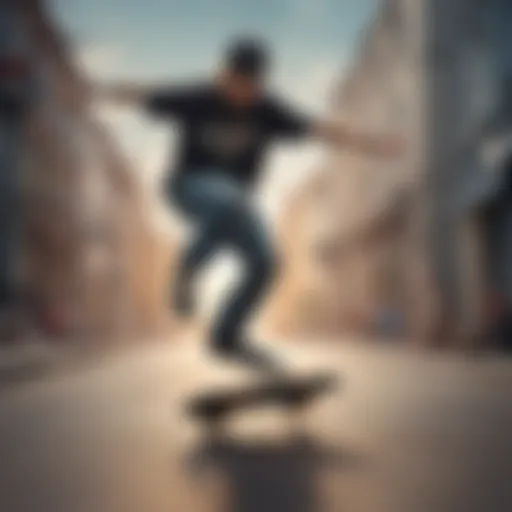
[{"left": 249, "top": 249, "right": 279, "bottom": 283}]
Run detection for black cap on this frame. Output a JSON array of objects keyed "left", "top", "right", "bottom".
[{"left": 225, "top": 37, "right": 270, "bottom": 78}]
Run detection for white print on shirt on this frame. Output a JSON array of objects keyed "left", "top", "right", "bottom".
[{"left": 200, "top": 122, "right": 257, "bottom": 159}]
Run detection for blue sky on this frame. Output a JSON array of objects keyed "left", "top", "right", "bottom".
[{"left": 50, "top": 0, "right": 376, "bottom": 104}]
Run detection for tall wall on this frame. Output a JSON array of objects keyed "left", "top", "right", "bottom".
[
  {"left": 0, "top": 0, "right": 173, "bottom": 340},
  {"left": 267, "top": 0, "right": 431, "bottom": 340},
  {"left": 422, "top": 0, "right": 512, "bottom": 343},
  {"left": 268, "top": 0, "right": 512, "bottom": 346}
]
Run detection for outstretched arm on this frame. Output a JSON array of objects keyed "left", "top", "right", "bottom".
[
  {"left": 313, "top": 119, "right": 404, "bottom": 159},
  {"left": 268, "top": 98, "right": 404, "bottom": 159},
  {"left": 92, "top": 82, "right": 195, "bottom": 120}
]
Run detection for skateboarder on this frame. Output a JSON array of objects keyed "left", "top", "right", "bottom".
[{"left": 98, "top": 38, "right": 403, "bottom": 370}]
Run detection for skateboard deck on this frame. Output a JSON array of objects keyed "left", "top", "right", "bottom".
[{"left": 186, "top": 372, "right": 339, "bottom": 425}]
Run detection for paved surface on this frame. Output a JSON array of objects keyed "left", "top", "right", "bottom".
[
  {"left": 0, "top": 339, "right": 511, "bottom": 512},
  {"left": 0, "top": 342, "right": 79, "bottom": 388}
]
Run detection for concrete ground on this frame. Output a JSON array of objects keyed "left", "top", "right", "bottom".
[{"left": 0, "top": 338, "right": 511, "bottom": 512}]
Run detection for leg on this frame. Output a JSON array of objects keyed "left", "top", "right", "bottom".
[
  {"left": 169, "top": 173, "right": 251, "bottom": 315},
  {"left": 170, "top": 172, "right": 282, "bottom": 371},
  {"left": 211, "top": 201, "right": 278, "bottom": 348},
  {"left": 172, "top": 216, "right": 230, "bottom": 316}
]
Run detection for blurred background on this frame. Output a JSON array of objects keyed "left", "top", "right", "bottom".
[
  {"left": 2, "top": 0, "right": 512, "bottom": 350},
  {"left": 1, "top": 1, "right": 512, "bottom": 511}
]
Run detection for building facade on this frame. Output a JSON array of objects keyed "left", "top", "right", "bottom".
[
  {"left": 268, "top": 0, "right": 512, "bottom": 347},
  {"left": 0, "top": 0, "right": 173, "bottom": 340}
]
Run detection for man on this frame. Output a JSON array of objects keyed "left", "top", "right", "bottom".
[{"left": 98, "top": 38, "right": 402, "bottom": 370}]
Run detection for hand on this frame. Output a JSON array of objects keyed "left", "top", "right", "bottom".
[{"left": 313, "top": 121, "right": 405, "bottom": 158}]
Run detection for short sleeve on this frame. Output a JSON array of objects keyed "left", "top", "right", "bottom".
[
  {"left": 145, "top": 86, "right": 197, "bottom": 119},
  {"left": 265, "top": 97, "right": 312, "bottom": 139}
]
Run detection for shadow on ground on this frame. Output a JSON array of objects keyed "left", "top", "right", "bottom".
[{"left": 184, "top": 434, "right": 364, "bottom": 512}]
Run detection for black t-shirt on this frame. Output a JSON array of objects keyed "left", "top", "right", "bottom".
[{"left": 146, "top": 82, "right": 312, "bottom": 185}]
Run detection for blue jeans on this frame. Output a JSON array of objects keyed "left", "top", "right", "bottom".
[{"left": 169, "top": 171, "right": 277, "bottom": 346}]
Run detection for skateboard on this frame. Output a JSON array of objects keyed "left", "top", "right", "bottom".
[{"left": 186, "top": 372, "right": 339, "bottom": 426}]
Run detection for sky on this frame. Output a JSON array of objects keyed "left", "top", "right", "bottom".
[
  {"left": 48, "top": 0, "right": 377, "bottom": 311},
  {"left": 50, "top": 0, "right": 375, "bottom": 90}
]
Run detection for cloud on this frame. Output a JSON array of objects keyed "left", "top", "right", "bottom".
[
  {"left": 291, "top": 0, "right": 331, "bottom": 22},
  {"left": 285, "top": 58, "right": 346, "bottom": 113},
  {"left": 93, "top": 104, "right": 170, "bottom": 176},
  {"left": 75, "top": 42, "right": 128, "bottom": 78},
  {"left": 76, "top": 43, "right": 123, "bottom": 75},
  {"left": 79, "top": 41, "right": 170, "bottom": 183}
]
